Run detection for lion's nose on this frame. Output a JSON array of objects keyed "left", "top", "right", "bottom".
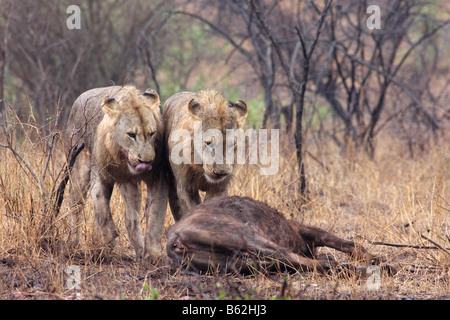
[{"left": 138, "top": 151, "right": 155, "bottom": 164}]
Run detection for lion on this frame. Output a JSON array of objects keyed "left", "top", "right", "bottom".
[
  {"left": 64, "top": 85, "right": 167, "bottom": 262},
  {"left": 163, "top": 89, "right": 247, "bottom": 220}
]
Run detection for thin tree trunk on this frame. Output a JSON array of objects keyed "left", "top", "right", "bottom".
[{"left": 0, "top": 49, "right": 5, "bottom": 125}]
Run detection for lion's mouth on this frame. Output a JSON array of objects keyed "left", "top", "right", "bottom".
[
  {"left": 204, "top": 172, "right": 229, "bottom": 183},
  {"left": 122, "top": 150, "right": 153, "bottom": 172}
]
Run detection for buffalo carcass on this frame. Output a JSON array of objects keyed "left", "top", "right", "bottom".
[{"left": 167, "top": 196, "right": 383, "bottom": 274}]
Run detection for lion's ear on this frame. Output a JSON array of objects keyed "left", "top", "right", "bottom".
[
  {"left": 188, "top": 98, "right": 201, "bottom": 119},
  {"left": 230, "top": 100, "right": 248, "bottom": 124},
  {"left": 143, "top": 89, "right": 160, "bottom": 103},
  {"left": 102, "top": 97, "right": 120, "bottom": 118}
]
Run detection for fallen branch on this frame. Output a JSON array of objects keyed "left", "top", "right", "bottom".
[{"left": 367, "top": 239, "right": 450, "bottom": 251}]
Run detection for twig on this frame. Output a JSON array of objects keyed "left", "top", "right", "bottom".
[
  {"left": 280, "top": 273, "right": 289, "bottom": 299},
  {"left": 0, "top": 135, "right": 44, "bottom": 196},
  {"left": 421, "top": 235, "right": 450, "bottom": 256},
  {"left": 171, "top": 10, "right": 256, "bottom": 72},
  {"left": 306, "top": 150, "right": 329, "bottom": 172},
  {"left": 366, "top": 237, "right": 450, "bottom": 251}
]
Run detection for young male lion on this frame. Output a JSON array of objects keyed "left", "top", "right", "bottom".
[
  {"left": 163, "top": 89, "right": 248, "bottom": 220},
  {"left": 64, "top": 85, "right": 167, "bottom": 262}
]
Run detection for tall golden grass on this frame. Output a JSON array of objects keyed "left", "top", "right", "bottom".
[{"left": 0, "top": 119, "right": 449, "bottom": 299}]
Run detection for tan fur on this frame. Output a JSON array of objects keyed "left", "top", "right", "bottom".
[
  {"left": 163, "top": 89, "right": 248, "bottom": 220},
  {"left": 64, "top": 85, "right": 168, "bottom": 262}
]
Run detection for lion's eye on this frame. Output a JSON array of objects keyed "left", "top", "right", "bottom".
[
  {"left": 128, "top": 132, "right": 136, "bottom": 139},
  {"left": 149, "top": 131, "right": 156, "bottom": 138}
]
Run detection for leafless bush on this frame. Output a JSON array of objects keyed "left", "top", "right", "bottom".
[
  {"left": 0, "top": 101, "right": 71, "bottom": 250},
  {"left": 175, "top": 0, "right": 449, "bottom": 159},
  {"left": 313, "top": 0, "right": 449, "bottom": 157},
  {"left": 0, "top": 0, "right": 173, "bottom": 131}
]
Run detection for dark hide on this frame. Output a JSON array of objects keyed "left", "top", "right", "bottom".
[{"left": 166, "top": 196, "right": 379, "bottom": 274}]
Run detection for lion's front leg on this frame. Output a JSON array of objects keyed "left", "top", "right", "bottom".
[
  {"left": 91, "top": 174, "right": 119, "bottom": 249},
  {"left": 176, "top": 179, "right": 201, "bottom": 217},
  {"left": 119, "top": 182, "right": 145, "bottom": 260},
  {"left": 143, "top": 174, "right": 169, "bottom": 263}
]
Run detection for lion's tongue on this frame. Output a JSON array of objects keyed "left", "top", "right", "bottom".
[{"left": 135, "top": 163, "right": 152, "bottom": 172}]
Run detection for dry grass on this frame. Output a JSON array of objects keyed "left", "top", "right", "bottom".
[{"left": 0, "top": 126, "right": 449, "bottom": 300}]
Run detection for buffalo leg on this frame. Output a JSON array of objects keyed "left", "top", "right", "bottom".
[{"left": 293, "top": 223, "right": 376, "bottom": 263}]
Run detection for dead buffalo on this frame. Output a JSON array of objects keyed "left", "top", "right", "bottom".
[{"left": 166, "top": 196, "right": 382, "bottom": 274}]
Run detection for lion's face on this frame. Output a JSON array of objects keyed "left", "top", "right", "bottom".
[
  {"left": 188, "top": 93, "right": 247, "bottom": 183},
  {"left": 103, "top": 89, "right": 161, "bottom": 175}
]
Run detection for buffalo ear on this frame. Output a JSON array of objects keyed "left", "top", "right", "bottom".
[
  {"left": 230, "top": 100, "right": 248, "bottom": 125},
  {"left": 102, "top": 97, "right": 119, "bottom": 117},
  {"left": 188, "top": 98, "right": 201, "bottom": 118}
]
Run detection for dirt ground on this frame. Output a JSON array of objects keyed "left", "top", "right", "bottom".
[{"left": 1, "top": 236, "right": 449, "bottom": 300}]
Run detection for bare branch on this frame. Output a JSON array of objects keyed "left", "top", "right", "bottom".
[
  {"left": 171, "top": 10, "right": 258, "bottom": 73},
  {"left": 421, "top": 235, "right": 450, "bottom": 256},
  {"left": 0, "top": 124, "right": 44, "bottom": 196}
]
